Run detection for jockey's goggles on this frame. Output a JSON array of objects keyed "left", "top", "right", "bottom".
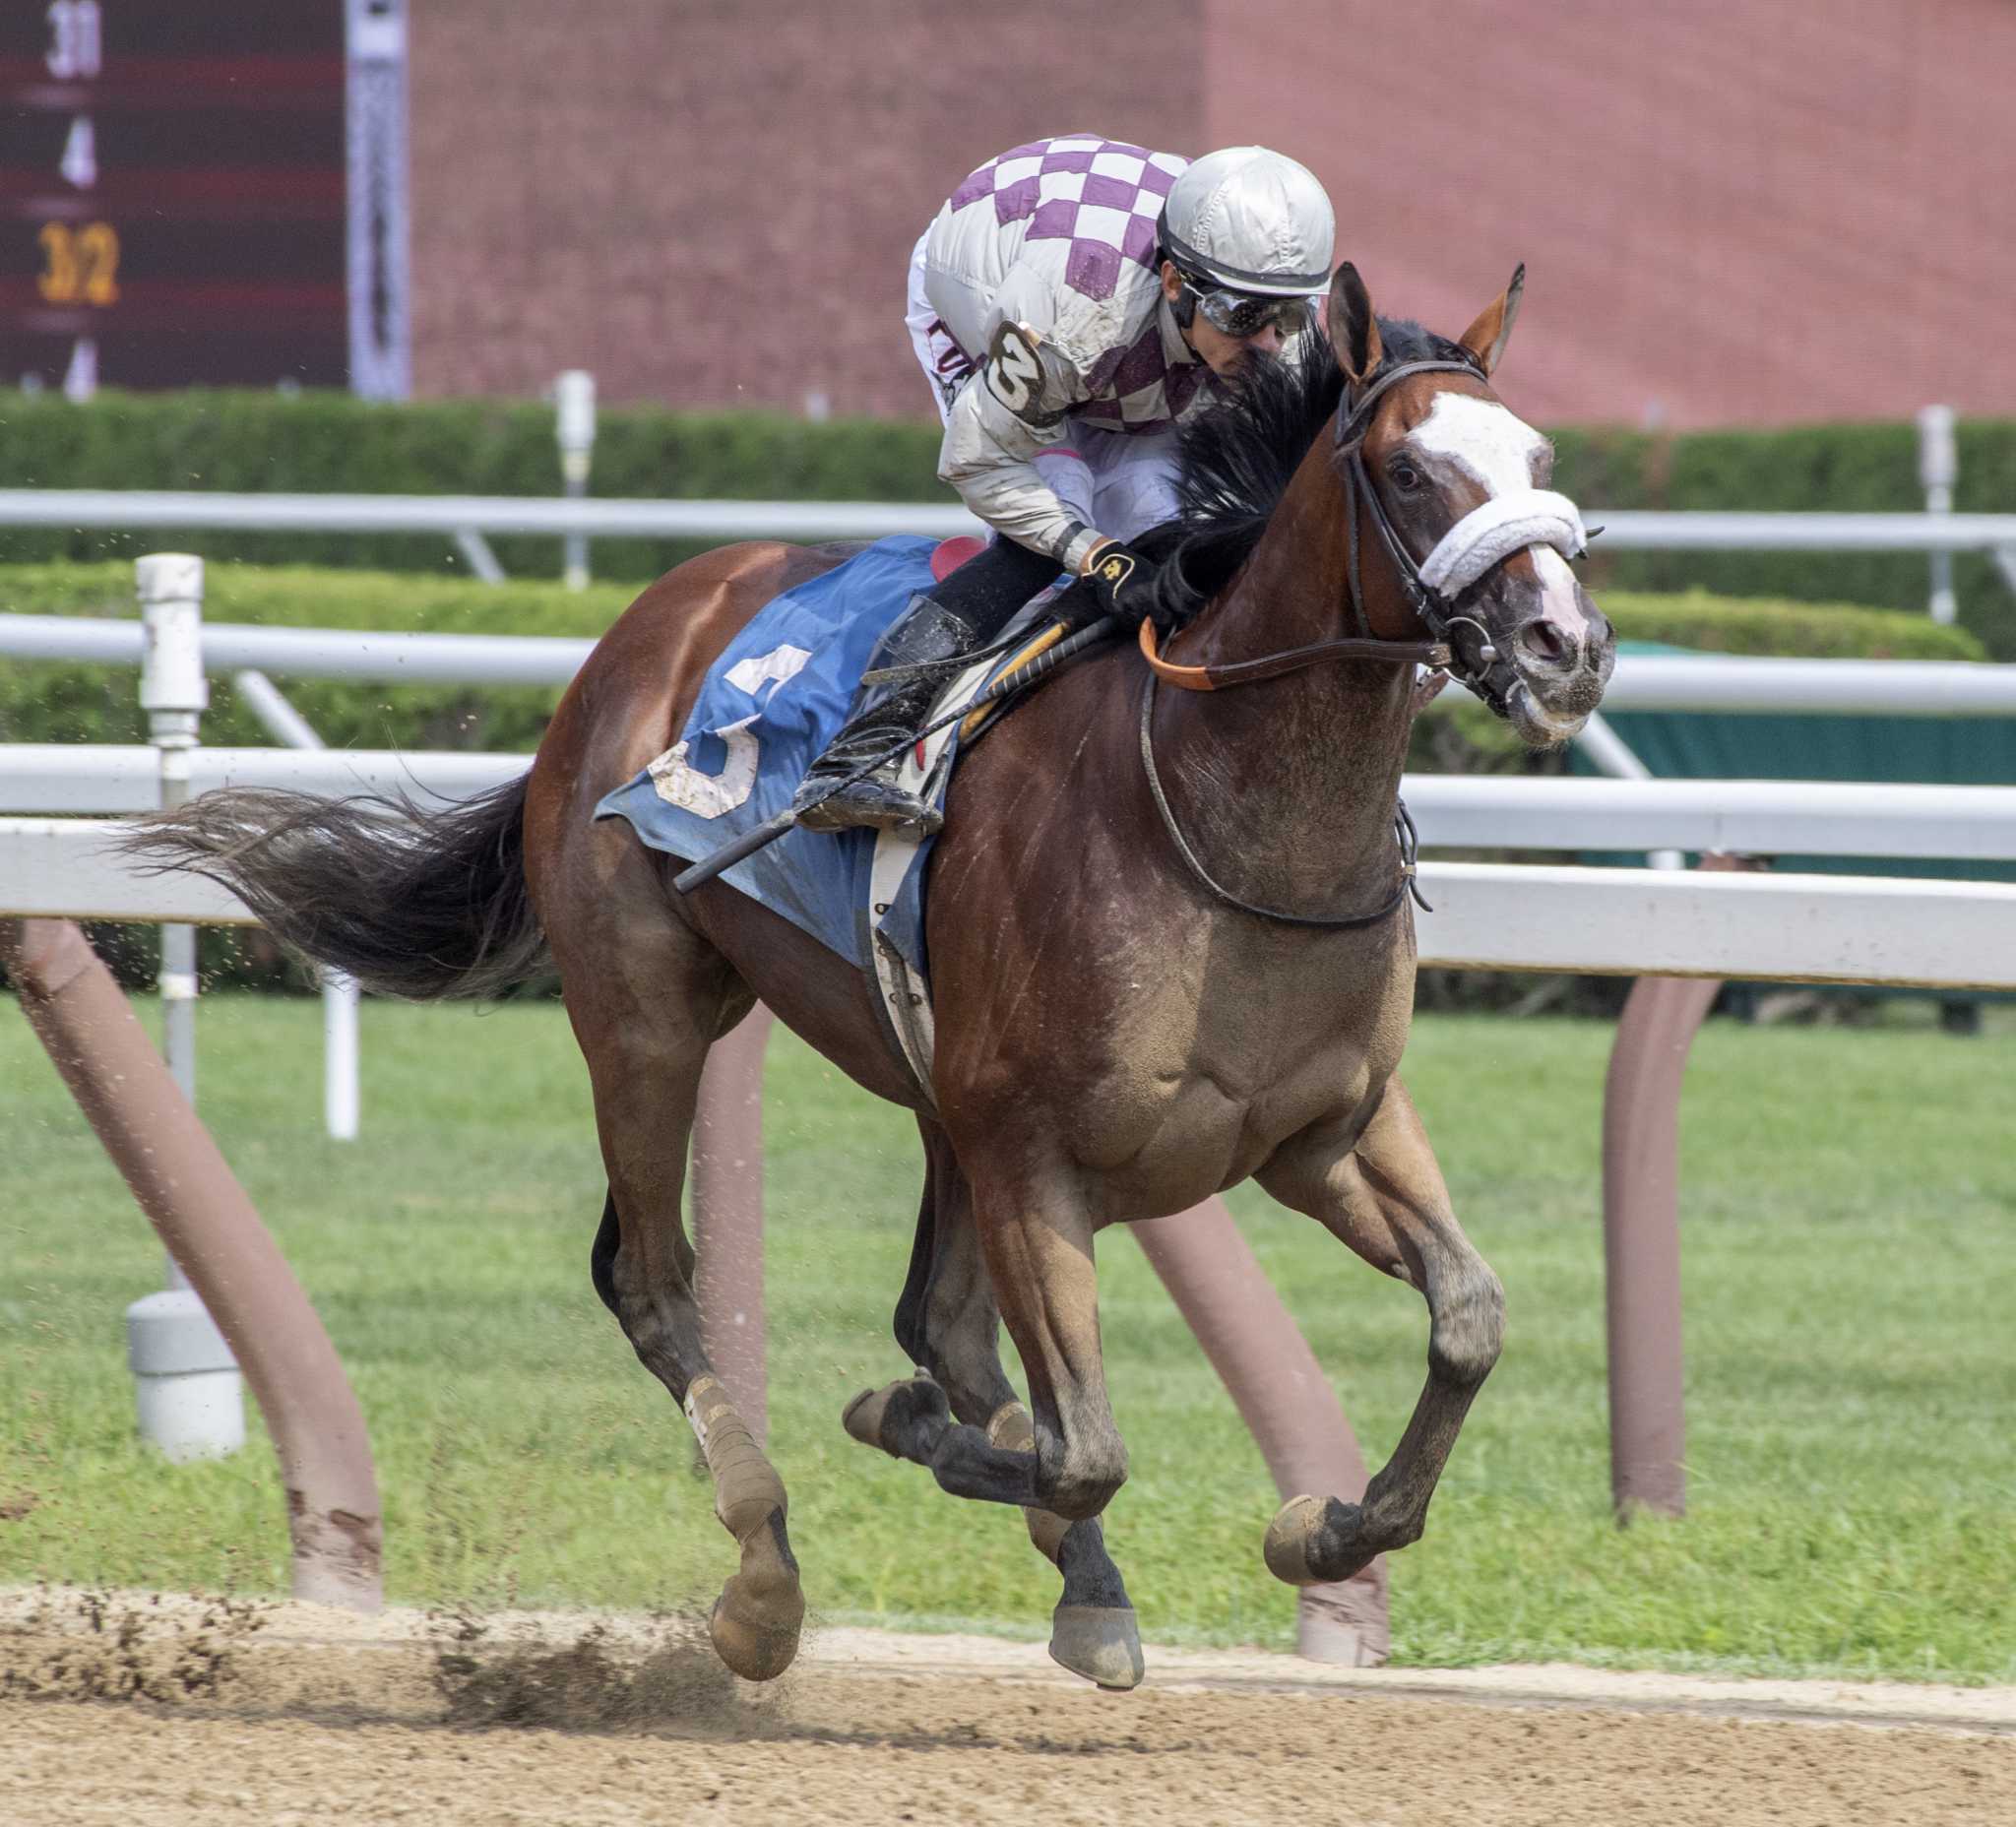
[{"left": 1188, "top": 285, "right": 1313, "bottom": 341}]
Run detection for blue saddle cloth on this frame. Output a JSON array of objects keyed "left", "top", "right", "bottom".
[{"left": 594, "top": 536, "right": 946, "bottom": 978}]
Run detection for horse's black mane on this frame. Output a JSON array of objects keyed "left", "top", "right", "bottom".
[{"left": 1140, "top": 317, "right": 1476, "bottom": 630}]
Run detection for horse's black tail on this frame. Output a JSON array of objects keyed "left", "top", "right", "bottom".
[{"left": 117, "top": 776, "right": 546, "bottom": 1002}]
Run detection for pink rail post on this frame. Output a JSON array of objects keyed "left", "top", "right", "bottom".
[
  {"left": 690, "top": 1004, "right": 776, "bottom": 1446},
  {"left": 4, "top": 917, "right": 383, "bottom": 1607},
  {"left": 1600, "top": 855, "right": 1762, "bottom": 1520},
  {"left": 1602, "top": 972, "right": 1720, "bottom": 1519}
]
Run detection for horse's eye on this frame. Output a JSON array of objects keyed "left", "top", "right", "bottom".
[{"left": 1388, "top": 460, "right": 1422, "bottom": 492}]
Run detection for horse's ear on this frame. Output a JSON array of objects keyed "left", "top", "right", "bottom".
[
  {"left": 1325, "top": 262, "right": 1382, "bottom": 385},
  {"left": 1458, "top": 263, "right": 1526, "bottom": 376}
]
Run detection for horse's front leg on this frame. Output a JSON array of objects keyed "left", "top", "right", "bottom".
[
  {"left": 1255, "top": 1076, "right": 1505, "bottom": 1587},
  {"left": 974, "top": 1161, "right": 1143, "bottom": 1689}
]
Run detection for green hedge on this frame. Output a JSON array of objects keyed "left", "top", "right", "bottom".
[
  {"left": 2, "top": 387, "right": 2010, "bottom": 655},
  {"left": 1557, "top": 417, "right": 2016, "bottom": 658},
  {"left": 1590, "top": 588, "right": 1981, "bottom": 660},
  {"left": 0, "top": 388, "right": 945, "bottom": 588}
]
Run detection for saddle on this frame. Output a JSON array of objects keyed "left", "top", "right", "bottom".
[
  {"left": 593, "top": 534, "right": 1118, "bottom": 1100},
  {"left": 921, "top": 536, "right": 1085, "bottom": 747}
]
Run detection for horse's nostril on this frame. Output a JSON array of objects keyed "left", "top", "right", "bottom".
[{"left": 1518, "top": 619, "right": 1574, "bottom": 669}]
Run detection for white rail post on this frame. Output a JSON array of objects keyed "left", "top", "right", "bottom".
[
  {"left": 323, "top": 973, "right": 361, "bottom": 1139},
  {"left": 139, "top": 555, "right": 207, "bottom": 1108},
  {"left": 131, "top": 552, "right": 246, "bottom": 1459},
  {"left": 1919, "top": 405, "right": 1958, "bottom": 626},
  {"left": 555, "top": 369, "right": 597, "bottom": 590}
]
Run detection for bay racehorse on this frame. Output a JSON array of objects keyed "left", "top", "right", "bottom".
[{"left": 128, "top": 264, "right": 1613, "bottom": 1688}]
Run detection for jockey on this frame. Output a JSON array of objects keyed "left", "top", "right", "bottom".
[{"left": 792, "top": 136, "right": 1336, "bottom": 835}]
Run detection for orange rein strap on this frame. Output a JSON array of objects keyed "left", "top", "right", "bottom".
[{"left": 1137, "top": 617, "right": 1450, "bottom": 692}]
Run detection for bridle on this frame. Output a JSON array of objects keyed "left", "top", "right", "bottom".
[
  {"left": 1135, "top": 354, "right": 1584, "bottom": 929},
  {"left": 1137, "top": 355, "right": 1537, "bottom": 701},
  {"left": 1334, "top": 357, "right": 1520, "bottom": 714}
]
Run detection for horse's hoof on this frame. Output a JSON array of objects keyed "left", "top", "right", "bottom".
[
  {"left": 843, "top": 1374, "right": 946, "bottom": 1459},
  {"left": 708, "top": 1573, "right": 804, "bottom": 1682},
  {"left": 841, "top": 1384, "right": 897, "bottom": 1455},
  {"left": 1265, "top": 1492, "right": 1364, "bottom": 1587},
  {"left": 1048, "top": 1603, "right": 1144, "bottom": 1691}
]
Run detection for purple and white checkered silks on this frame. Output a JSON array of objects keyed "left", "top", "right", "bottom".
[
  {"left": 1075, "top": 315, "right": 1209, "bottom": 432},
  {"left": 947, "top": 135, "right": 1188, "bottom": 305}
]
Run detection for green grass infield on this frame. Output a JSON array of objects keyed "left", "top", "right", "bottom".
[{"left": 3, "top": 993, "right": 2011, "bottom": 1683}]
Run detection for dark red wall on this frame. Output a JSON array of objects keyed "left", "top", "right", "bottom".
[
  {"left": 409, "top": 1, "right": 2014, "bottom": 428},
  {"left": 1205, "top": 0, "right": 2016, "bottom": 428},
  {"left": 408, "top": 2, "right": 1199, "bottom": 416}
]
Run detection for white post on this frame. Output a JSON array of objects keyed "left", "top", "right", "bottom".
[
  {"left": 323, "top": 971, "right": 361, "bottom": 1141},
  {"left": 1919, "top": 405, "right": 1958, "bottom": 626},
  {"left": 233, "top": 667, "right": 360, "bottom": 1140},
  {"left": 130, "top": 552, "right": 245, "bottom": 1459},
  {"left": 555, "top": 369, "right": 597, "bottom": 590},
  {"left": 138, "top": 555, "right": 207, "bottom": 1105}
]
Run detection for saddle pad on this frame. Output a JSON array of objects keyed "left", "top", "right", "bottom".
[{"left": 594, "top": 536, "right": 948, "bottom": 978}]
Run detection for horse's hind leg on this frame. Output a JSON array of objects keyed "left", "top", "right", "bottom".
[
  {"left": 844, "top": 1121, "right": 1142, "bottom": 1688},
  {"left": 1255, "top": 1077, "right": 1505, "bottom": 1588},
  {"left": 554, "top": 871, "right": 802, "bottom": 1682}
]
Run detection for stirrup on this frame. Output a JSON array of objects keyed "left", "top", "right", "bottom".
[{"left": 791, "top": 761, "right": 941, "bottom": 836}]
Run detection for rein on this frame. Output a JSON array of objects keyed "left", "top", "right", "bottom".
[{"left": 1137, "top": 619, "right": 1446, "bottom": 690}]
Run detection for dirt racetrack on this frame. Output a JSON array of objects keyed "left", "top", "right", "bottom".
[{"left": 4, "top": 1589, "right": 2013, "bottom": 1826}]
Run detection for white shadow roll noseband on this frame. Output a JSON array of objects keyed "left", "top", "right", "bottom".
[{"left": 1418, "top": 489, "right": 1588, "bottom": 598}]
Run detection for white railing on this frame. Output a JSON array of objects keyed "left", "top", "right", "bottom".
[
  {"left": 0, "top": 744, "right": 526, "bottom": 813},
  {"left": 5, "top": 487, "right": 2016, "bottom": 556},
  {"left": 1405, "top": 776, "right": 2016, "bottom": 860},
  {"left": 0, "top": 487, "right": 982, "bottom": 544},
  {"left": 1588, "top": 510, "right": 2016, "bottom": 554},
  {"left": 8, "top": 747, "right": 2016, "bottom": 864},
  {"left": 6, "top": 608, "right": 2016, "bottom": 716},
  {"left": 12, "top": 820, "right": 2016, "bottom": 994},
  {"left": 1584, "top": 655, "right": 2016, "bottom": 716},
  {"left": 0, "top": 611, "right": 595, "bottom": 685}
]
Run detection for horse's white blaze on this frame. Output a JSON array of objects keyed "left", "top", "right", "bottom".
[
  {"left": 1412, "top": 394, "right": 1590, "bottom": 639},
  {"left": 1412, "top": 393, "right": 1542, "bottom": 495}
]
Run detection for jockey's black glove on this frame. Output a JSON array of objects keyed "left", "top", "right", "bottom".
[{"left": 1075, "top": 537, "right": 1166, "bottom": 629}]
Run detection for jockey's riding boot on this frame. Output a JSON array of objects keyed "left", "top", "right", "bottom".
[{"left": 790, "top": 594, "right": 979, "bottom": 836}]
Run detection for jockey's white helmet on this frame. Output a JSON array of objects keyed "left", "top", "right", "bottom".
[{"left": 1161, "top": 147, "right": 1335, "bottom": 302}]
